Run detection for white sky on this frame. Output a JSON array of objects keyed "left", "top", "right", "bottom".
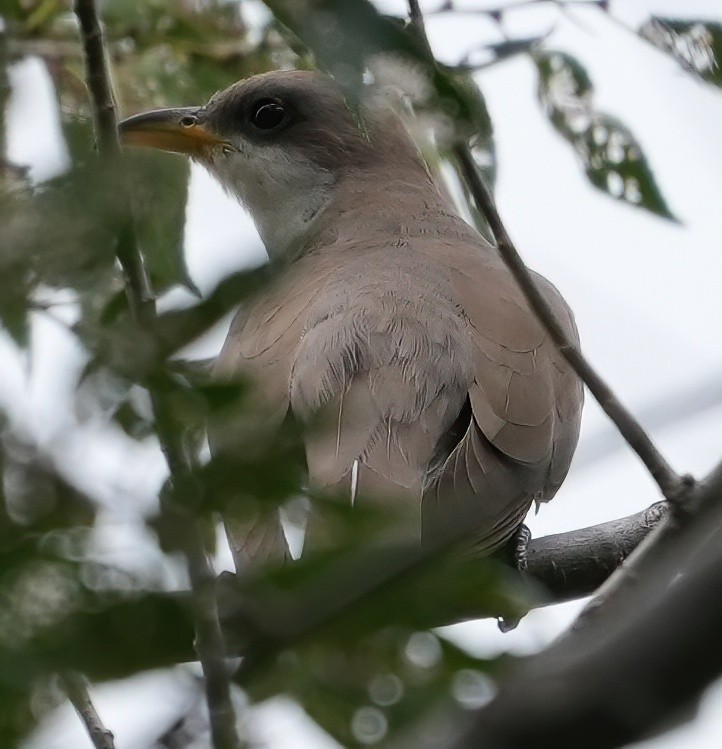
[{"left": 3, "top": 1, "right": 722, "bottom": 747}]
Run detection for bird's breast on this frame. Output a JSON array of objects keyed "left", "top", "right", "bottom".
[{"left": 288, "top": 260, "right": 474, "bottom": 421}]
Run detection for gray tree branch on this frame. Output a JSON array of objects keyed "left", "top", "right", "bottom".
[
  {"left": 73, "top": 3, "right": 240, "bottom": 747},
  {"left": 525, "top": 501, "right": 668, "bottom": 603},
  {"left": 451, "top": 461, "right": 722, "bottom": 748},
  {"left": 60, "top": 672, "right": 116, "bottom": 749}
]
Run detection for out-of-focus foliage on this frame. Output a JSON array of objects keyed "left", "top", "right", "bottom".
[
  {"left": 640, "top": 17, "right": 722, "bottom": 88},
  {"left": 0, "top": 0, "right": 705, "bottom": 746},
  {"left": 0, "top": 426, "right": 194, "bottom": 747},
  {"left": 535, "top": 50, "right": 675, "bottom": 220}
]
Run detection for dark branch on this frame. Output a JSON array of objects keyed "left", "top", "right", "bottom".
[
  {"left": 563, "top": 461, "right": 721, "bottom": 637},
  {"left": 61, "top": 672, "right": 116, "bottom": 749},
  {"left": 73, "top": 3, "right": 240, "bottom": 747},
  {"left": 451, "top": 462, "right": 722, "bottom": 749},
  {"left": 525, "top": 501, "right": 668, "bottom": 602},
  {"left": 73, "top": 0, "right": 152, "bottom": 319}
]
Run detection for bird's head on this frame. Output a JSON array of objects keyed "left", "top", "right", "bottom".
[{"left": 119, "top": 70, "right": 422, "bottom": 259}]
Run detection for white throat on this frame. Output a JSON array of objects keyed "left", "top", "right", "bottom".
[{"left": 205, "top": 145, "right": 335, "bottom": 259}]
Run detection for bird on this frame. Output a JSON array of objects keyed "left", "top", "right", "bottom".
[{"left": 119, "top": 69, "right": 583, "bottom": 571}]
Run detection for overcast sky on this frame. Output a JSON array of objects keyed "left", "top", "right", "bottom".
[{"left": 3, "top": 1, "right": 722, "bottom": 747}]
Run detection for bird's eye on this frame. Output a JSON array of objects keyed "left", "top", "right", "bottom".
[
  {"left": 179, "top": 115, "right": 197, "bottom": 128},
  {"left": 250, "top": 99, "right": 287, "bottom": 131}
]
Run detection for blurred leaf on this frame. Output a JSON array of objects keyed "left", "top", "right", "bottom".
[
  {"left": 222, "top": 540, "right": 537, "bottom": 684},
  {"left": 112, "top": 394, "right": 156, "bottom": 439},
  {"left": 2, "top": 160, "right": 121, "bottom": 293},
  {"left": 106, "top": 1, "right": 279, "bottom": 111},
  {"left": 126, "top": 150, "right": 196, "bottom": 294},
  {"left": 152, "top": 266, "right": 272, "bottom": 356},
  {"left": 277, "top": 630, "right": 500, "bottom": 747},
  {"left": 535, "top": 50, "right": 676, "bottom": 220},
  {"left": 444, "top": 67, "right": 494, "bottom": 150},
  {"left": 262, "top": 0, "right": 423, "bottom": 88},
  {"left": 103, "top": 0, "right": 246, "bottom": 51},
  {"left": 261, "top": 0, "right": 488, "bottom": 136},
  {"left": 164, "top": 418, "right": 305, "bottom": 519},
  {"left": 0, "top": 434, "right": 97, "bottom": 575},
  {"left": 0, "top": 687, "right": 32, "bottom": 749},
  {"left": 0, "top": 0, "right": 64, "bottom": 34},
  {"left": 640, "top": 17, "right": 722, "bottom": 87},
  {"left": 0, "top": 189, "right": 31, "bottom": 347},
  {"left": 0, "top": 589, "right": 194, "bottom": 682},
  {"left": 0, "top": 296, "right": 29, "bottom": 348},
  {"left": 227, "top": 538, "right": 527, "bottom": 745}
]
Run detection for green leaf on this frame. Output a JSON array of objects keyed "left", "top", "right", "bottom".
[
  {"left": 262, "top": 0, "right": 424, "bottom": 88},
  {"left": 126, "top": 150, "right": 196, "bottom": 294},
  {"left": 223, "top": 538, "right": 538, "bottom": 688},
  {"left": 244, "top": 620, "right": 502, "bottom": 746},
  {"left": 151, "top": 266, "right": 272, "bottom": 358},
  {"left": 0, "top": 687, "right": 33, "bottom": 749},
  {"left": 640, "top": 17, "right": 722, "bottom": 88},
  {"left": 261, "top": 0, "right": 488, "bottom": 136},
  {"left": 10, "top": 160, "right": 121, "bottom": 291},
  {"left": 535, "top": 50, "right": 676, "bottom": 220},
  {"left": 0, "top": 590, "right": 194, "bottom": 683},
  {"left": 230, "top": 536, "right": 519, "bottom": 744},
  {"left": 0, "top": 296, "right": 29, "bottom": 348}
]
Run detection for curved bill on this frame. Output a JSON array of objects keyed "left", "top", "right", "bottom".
[{"left": 118, "top": 107, "right": 226, "bottom": 157}]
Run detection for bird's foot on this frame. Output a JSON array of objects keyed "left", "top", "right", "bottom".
[
  {"left": 497, "top": 523, "right": 532, "bottom": 633},
  {"left": 510, "top": 522, "right": 531, "bottom": 572}
]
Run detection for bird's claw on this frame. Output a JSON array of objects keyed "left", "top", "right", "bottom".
[{"left": 497, "top": 523, "right": 532, "bottom": 633}]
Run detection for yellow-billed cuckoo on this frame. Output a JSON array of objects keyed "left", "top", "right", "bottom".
[{"left": 119, "top": 70, "right": 583, "bottom": 569}]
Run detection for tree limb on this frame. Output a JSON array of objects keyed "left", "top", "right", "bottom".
[
  {"left": 451, "top": 461, "right": 722, "bottom": 749},
  {"left": 525, "top": 501, "right": 668, "bottom": 603},
  {"left": 73, "top": 3, "right": 240, "bottom": 747},
  {"left": 60, "top": 672, "right": 116, "bottom": 749}
]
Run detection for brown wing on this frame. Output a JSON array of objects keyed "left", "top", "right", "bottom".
[{"left": 421, "top": 255, "right": 583, "bottom": 553}]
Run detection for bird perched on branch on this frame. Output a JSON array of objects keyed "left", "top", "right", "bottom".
[{"left": 120, "top": 70, "right": 582, "bottom": 570}]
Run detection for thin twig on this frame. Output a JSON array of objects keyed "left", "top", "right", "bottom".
[
  {"left": 452, "top": 146, "right": 688, "bottom": 502},
  {"left": 408, "top": 0, "right": 689, "bottom": 506},
  {"left": 61, "top": 672, "right": 116, "bottom": 749},
  {"left": 73, "top": 0, "right": 152, "bottom": 320},
  {"left": 430, "top": 0, "right": 608, "bottom": 20},
  {"left": 73, "top": 2, "right": 240, "bottom": 748}
]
